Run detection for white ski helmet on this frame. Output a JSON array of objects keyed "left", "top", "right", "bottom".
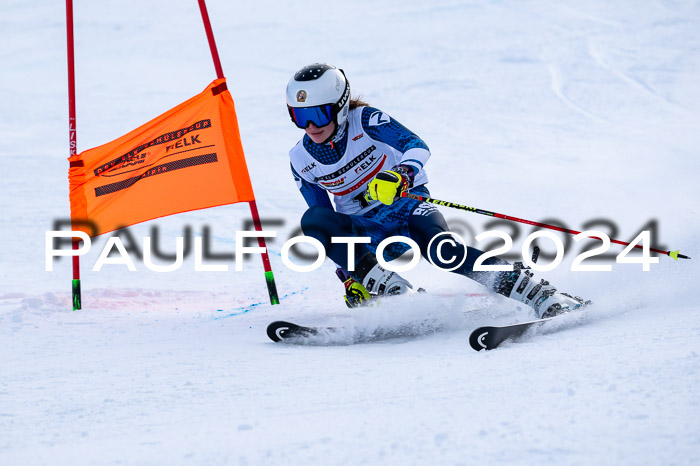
[{"left": 286, "top": 63, "right": 351, "bottom": 129}]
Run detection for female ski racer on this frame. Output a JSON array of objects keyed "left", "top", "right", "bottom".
[{"left": 286, "top": 63, "right": 586, "bottom": 317}]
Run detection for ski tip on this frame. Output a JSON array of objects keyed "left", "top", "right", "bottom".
[
  {"left": 468, "top": 327, "right": 492, "bottom": 351},
  {"left": 266, "top": 321, "right": 295, "bottom": 342}
]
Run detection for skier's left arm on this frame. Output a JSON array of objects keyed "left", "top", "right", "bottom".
[
  {"left": 362, "top": 107, "right": 430, "bottom": 205},
  {"left": 361, "top": 107, "right": 430, "bottom": 176}
]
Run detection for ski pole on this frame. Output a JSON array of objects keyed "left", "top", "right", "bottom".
[{"left": 400, "top": 192, "right": 690, "bottom": 260}]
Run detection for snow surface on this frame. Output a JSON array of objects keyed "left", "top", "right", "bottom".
[{"left": 2, "top": 0, "right": 700, "bottom": 464}]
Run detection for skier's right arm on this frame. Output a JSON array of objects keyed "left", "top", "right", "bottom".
[{"left": 291, "top": 162, "right": 333, "bottom": 209}]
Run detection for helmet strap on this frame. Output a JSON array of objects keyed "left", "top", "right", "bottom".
[{"left": 321, "top": 120, "right": 347, "bottom": 145}]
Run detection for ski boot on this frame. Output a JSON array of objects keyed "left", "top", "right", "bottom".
[
  {"left": 339, "top": 253, "right": 414, "bottom": 308},
  {"left": 496, "top": 263, "right": 590, "bottom": 318}
]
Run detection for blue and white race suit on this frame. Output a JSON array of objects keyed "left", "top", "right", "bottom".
[{"left": 289, "top": 106, "right": 504, "bottom": 286}]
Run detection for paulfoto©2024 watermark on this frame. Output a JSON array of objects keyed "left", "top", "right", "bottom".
[{"left": 45, "top": 224, "right": 663, "bottom": 274}]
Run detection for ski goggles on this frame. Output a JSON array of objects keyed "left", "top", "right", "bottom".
[{"left": 288, "top": 104, "right": 335, "bottom": 129}]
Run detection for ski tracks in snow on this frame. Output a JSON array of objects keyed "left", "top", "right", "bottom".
[
  {"left": 541, "top": 3, "right": 698, "bottom": 126},
  {"left": 546, "top": 62, "right": 609, "bottom": 124}
]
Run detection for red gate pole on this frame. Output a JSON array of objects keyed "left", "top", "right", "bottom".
[
  {"left": 197, "top": 0, "right": 279, "bottom": 304},
  {"left": 66, "top": 0, "right": 82, "bottom": 310}
]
